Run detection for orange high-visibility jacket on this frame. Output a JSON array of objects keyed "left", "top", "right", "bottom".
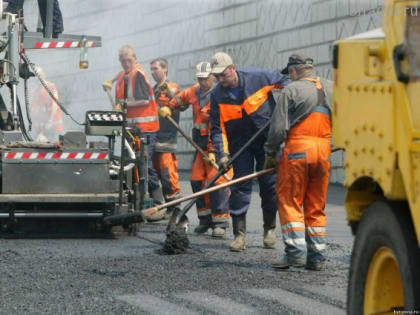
[
  {"left": 115, "top": 64, "right": 159, "bottom": 133},
  {"left": 169, "top": 83, "right": 212, "bottom": 150},
  {"left": 31, "top": 81, "right": 63, "bottom": 132}
]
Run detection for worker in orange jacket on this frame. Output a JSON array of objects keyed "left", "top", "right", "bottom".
[
  {"left": 160, "top": 62, "right": 233, "bottom": 237},
  {"left": 151, "top": 57, "right": 183, "bottom": 223},
  {"left": 264, "top": 54, "right": 332, "bottom": 271},
  {"left": 103, "top": 45, "right": 165, "bottom": 220},
  {"left": 31, "top": 66, "right": 64, "bottom": 142}
]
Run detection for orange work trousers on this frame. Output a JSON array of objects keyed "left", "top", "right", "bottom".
[
  {"left": 190, "top": 151, "right": 233, "bottom": 227},
  {"left": 276, "top": 108, "right": 331, "bottom": 263},
  {"left": 153, "top": 152, "right": 181, "bottom": 199}
]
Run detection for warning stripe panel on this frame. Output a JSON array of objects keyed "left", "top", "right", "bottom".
[
  {"left": 4, "top": 152, "right": 108, "bottom": 160},
  {"left": 33, "top": 41, "right": 96, "bottom": 49}
]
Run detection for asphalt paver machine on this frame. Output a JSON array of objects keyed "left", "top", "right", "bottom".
[{"left": 0, "top": 1, "right": 152, "bottom": 235}]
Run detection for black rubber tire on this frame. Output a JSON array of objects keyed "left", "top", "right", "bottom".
[{"left": 347, "top": 200, "right": 420, "bottom": 314}]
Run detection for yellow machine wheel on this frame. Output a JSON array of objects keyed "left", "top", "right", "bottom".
[
  {"left": 364, "top": 247, "right": 403, "bottom": 314},
  {"left": 347, "top": 201, "right": 420, "bottom": 314}
]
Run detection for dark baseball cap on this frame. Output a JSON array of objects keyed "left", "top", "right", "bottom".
[{"left": 281, "top": 54, "right": 314, "bottom": 74}]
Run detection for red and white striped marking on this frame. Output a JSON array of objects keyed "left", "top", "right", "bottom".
[
  {"left": 4, "top": 152, "right": 108, "bottom": 160},
  {"left": 34, "top": 40, "right": 96, "bottom": 49}
]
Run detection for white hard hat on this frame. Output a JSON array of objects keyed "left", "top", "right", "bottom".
[{"left": 196, "top": 61, "right": 212, "bottom": 78}]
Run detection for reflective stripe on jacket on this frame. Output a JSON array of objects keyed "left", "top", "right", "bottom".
[{"left": 115, "top": 64, "right": 159, "bottom": 133}]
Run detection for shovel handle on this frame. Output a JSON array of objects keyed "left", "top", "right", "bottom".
[
  {"left": 103, "top": 169, "right": 275, "bottom": 225},
  {"left": 105, "top": 88, "right": 115, "bottom": 107}
]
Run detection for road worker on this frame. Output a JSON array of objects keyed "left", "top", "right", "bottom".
[
  {"left": 151, "top": 57, "right": 183, "bottom": 222},
  {"left": 31, "top": 66, "right": 63, "bottom": 142},
  {"left": 264, "top": 54, "right": 332, "bottom": 271},
  {"left": 160, "top": 61, "right": 233, "bottom": 237},
  {"left": 209, "top": 52, "right": 290, "bottom": 251},
  {"left": 102, "top": 45, "right": 165, "bottom": 218}
]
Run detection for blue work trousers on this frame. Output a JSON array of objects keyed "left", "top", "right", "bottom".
[
  {"left": 229, "top": 134, "right": 277, "bottom": 217},
  {"left": 144, "top": 132, "right": 160, "bottom": 192}
]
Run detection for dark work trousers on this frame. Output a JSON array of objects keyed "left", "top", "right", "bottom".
[
  {"left": 144, "top": 132, "right": 160, "bottom": 192},
  {"left": 228, "top": 133, "right": 277, "bottom": 217}
]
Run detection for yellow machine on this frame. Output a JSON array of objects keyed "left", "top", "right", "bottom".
[{"left": 333, "top": 0, "right": 420, "bottom": 313}]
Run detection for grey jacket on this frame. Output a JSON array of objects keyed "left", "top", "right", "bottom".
[{"left": 264, "top": 71, "right": 332, "bottom": 155}]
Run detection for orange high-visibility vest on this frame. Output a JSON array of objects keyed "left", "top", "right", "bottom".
[
  {"left": 115, "top": 64, "right": 159, "bottom": 133},
  {"left": 171, "top": 83, "right": 210, "bottom": 136},
  {"left": 31, "top": 82, "right": 63, "bottom": 132}
]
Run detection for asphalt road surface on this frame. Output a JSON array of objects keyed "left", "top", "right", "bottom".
[{"left": 0, "top": 180, "right": 353, "bottom": 315}]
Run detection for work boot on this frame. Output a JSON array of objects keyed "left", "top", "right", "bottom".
[
  {"left": 194, "top": 224, "right": 211, "bottom": 234},
  {"left": 272, "top": 255, "right": 305, "bottom": 270},
  {"left": 212, "top": 227, "right": 226, "bottom": 238},
  {"left": 147, "top": 209, "right": 166, "bottom": 222},
  {"left": 305, "top": 259, "right": 326, "bottom": 271},
  {"left": 151, "top": 186, "right": 165, "bottom": 206},
  {"left": 263, "top": 210, "right": 277, "bottom": 249},
  {"left": 263, "top": 229, "right": 277, "bottom": 249},
  {"left": 229, "top": 214, "right": 246, "bottom": 252}
]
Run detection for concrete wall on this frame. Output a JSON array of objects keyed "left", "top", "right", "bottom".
[{"left": 18, "top": 0, "right": 383, "bottom": 183}]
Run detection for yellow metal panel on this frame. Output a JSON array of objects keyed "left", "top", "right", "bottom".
[
  {"left": 333, "top": 39, "right": 396, "bottom": 196},
  {"left": 389, "top": 169, "right": 407, "bottom": 200}
]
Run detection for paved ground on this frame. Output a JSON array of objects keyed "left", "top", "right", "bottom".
[{"left": 0, "top": 180, "right": 353, "bottom": 315}]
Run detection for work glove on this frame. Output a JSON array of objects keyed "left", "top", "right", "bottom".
[
  {"left": 218, "top": 155, "right": 231, "bottom": 172},
  {"left": 205, "top": 152, "right": 216, "bottom": 165},
  {"left": 264, "top": 154, "right": 277, "bottom": 170},
  {"left": 159, "top": 106, "right": 172, "bottom": 118},
  {"left": 158, "top": 83, "right": 171, "bottom": 96},
  {"left": 102, "top": 80, "right": 113, "bottom": 91},
  {"left": 114, "top": 103, "right": 122, "bottom": 112}
]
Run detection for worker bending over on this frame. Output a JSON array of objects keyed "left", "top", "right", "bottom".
[
  {"left": 209, "top": 52, "right": 290, "bottom": 252},
  {"left": 160, "top": 61, "right": 233, "bottom": 237},
  {"left": 264, "top": 54, "right": 332, "bottom": 271}
]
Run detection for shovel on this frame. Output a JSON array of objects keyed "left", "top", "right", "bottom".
[
  {"left": 102, "top": 168, "right": 274, "bottom": 227},
  {"left": 104, "top": 87, "right": 115, "bottom": 108}
]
